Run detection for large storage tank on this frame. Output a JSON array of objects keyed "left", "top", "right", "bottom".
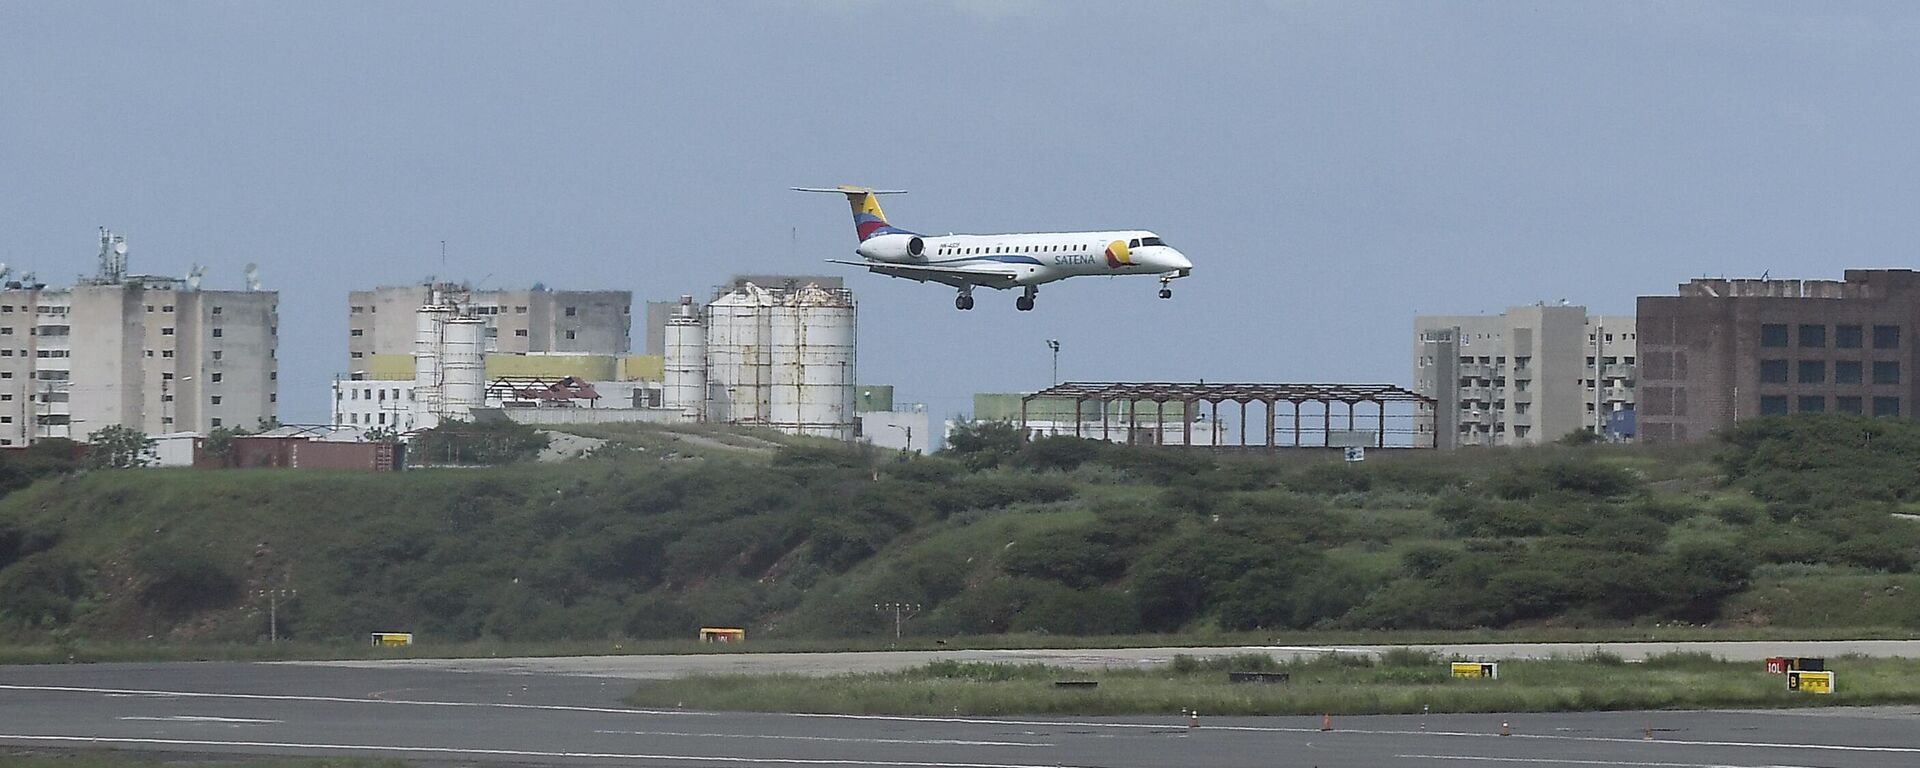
[
  {"left": 662, "top": 295, "right": 706, "bottom": 418},
  {"left": 705, "top": 283, "right": 775, "bottom": 424},
  {"left": 412, "top": 304, "right": 452, "bottom": 429},
  {"left": 769, "top": 285, "right": 857, "bottom": 440},
  {"left": 441, "top": 316, "right": 486, "bottom": 419}
]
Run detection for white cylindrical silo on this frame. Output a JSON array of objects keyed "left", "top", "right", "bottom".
[
  {"left": 441, "top": 316, "right": 486, "bottom": 420},
  {"left": 663, "top": 295, "right": 706, "bottom": 418},
  {"left": 770, "top": 285, "right": 856, "bottom": 440},
  {"left": 413, "top": 304, "right": 452, "bottom": 430},
  {"left": 705, "top": 283, "right": 774, "bottom": 424}
]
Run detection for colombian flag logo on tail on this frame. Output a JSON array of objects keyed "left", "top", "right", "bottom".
[{"left": 1105, "top": 240, "right": 1133, "bottom": 269}]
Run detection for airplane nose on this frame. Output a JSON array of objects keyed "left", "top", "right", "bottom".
[{"left": 1165, "top": 248, "right": 1192, "bottom": 271}]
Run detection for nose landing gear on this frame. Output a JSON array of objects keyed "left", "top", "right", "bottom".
[{"left": 1016, "top": 286, "right": 1038, "bottom": 312}]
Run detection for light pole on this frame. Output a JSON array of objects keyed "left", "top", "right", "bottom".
[
  {"left": 874, "top": 602, "right": 921, "bottom": 641},
  {"left": 257, "top": 588, "right": 296, "bottom": 645},
  {"left": 1046, "top": 339, "right": 1060, "bottom": 386},
  {"left": 887, "top": 423, "right": 912, "bottom": 453}
]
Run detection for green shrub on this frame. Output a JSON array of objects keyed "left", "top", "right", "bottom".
[{"left": 135, "top": 547, "right": 241, "bottom": 616}]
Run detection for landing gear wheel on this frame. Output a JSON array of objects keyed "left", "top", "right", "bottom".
[
  {"left": 1159, "top": 288, "right": 1173, "bottom": 299},
  {"left": 955, "top": 294, "right": 975, "bottom": 311},
  {"left": 1016, "top": 296, "right": 1035, "bottom": 312}
]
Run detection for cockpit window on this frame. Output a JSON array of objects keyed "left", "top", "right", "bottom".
[
  {"left": 1140, "top": 236, "right": 1166, "bottom": 247},
  {"left": 1128, "top": 238, "right": 1141, "bottom": 248}
]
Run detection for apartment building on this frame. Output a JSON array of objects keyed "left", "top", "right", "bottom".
[
  {"left": 1638, "top": 270, "right": 1920, "bottom": 442},
  {"left": 1413, "top": 305, "right": 1636, "bottom": 448},
  {"left": 347, "top": 284, "right": 631, "bottom": 375},
  {"left": 0, "top": 233, "right": 277, "bottom": 444}
]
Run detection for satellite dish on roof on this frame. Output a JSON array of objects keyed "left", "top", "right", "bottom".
[
  {"left": 244, "top": 262, "right": 261, "bottom": 291},
  {"left": 113, "top": 241, "right": 127, "bottom": 256}
]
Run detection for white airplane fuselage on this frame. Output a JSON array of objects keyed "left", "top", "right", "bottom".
[{"left": 856, "top": 230, "right": 1192, "bottom": 286}]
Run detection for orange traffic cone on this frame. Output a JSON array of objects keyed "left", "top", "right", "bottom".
[{"left": 1321, "top": 713, "right": 1333, "bottom": 732}]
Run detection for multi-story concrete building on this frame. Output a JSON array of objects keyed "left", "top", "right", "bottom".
[
  {"left": 1638, "top": 270, "right": 1920, "bottom": 443},
  {"left": 347, "top": 284, "right": 631, "bottom": 375},
  {"left": 0, "top": 232, "right": 277, "bottom": 444},
  {"left": 1413, "top": 305, "right": 1636, "bottom": 448}
]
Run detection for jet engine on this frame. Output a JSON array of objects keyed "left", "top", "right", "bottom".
[{"left": 856, "top": 234, "right": 924, "bottom": 263}]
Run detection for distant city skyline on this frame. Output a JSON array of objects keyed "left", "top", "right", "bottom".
[{"left": 6, "top": 3, "right": 1917, "bottom": 423}]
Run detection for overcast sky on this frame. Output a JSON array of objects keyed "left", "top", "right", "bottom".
[{"left": 6, "top": 2, "right": 1920, "bottom": 423}]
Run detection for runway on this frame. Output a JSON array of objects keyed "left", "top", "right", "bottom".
[{"left": 4, "top": 656, "right": 1920, "bottom": 767}]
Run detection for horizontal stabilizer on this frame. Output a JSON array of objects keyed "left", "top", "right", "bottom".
[{"left": 792, "top": 186, "right": 908, "bottom": 195}]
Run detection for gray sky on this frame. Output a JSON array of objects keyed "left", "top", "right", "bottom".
[{"left": 6, "top": 2, "right": 1920, "bottom": 423}]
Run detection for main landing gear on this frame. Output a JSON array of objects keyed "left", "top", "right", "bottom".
[
  {"left": 954, "top": 288, "right": 975, "bottom": 311},
  {"left": 1016, "top": 286, "right": 1038, "bottom": 312}
]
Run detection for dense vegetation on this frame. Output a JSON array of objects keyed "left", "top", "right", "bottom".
[{"left": 0, "top": 415, "right": 1916, "bottom": 644}]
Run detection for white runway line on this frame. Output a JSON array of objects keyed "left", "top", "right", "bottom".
[
  {"left": 0, "top": 734, "right": 1087, "bottom": 768},
  {"left": 1405, "top": 756, "right": 1820, "bottom": 768},
  {"left": 592, "top": 729, "right": 1052, "bottom": 747},
  {"left": 117, "top": 716, "right": 282, "bottom": 724}
]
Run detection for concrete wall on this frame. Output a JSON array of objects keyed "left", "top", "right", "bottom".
[{"left": 348, "top": 286, "right": 633, "bottom": 374}]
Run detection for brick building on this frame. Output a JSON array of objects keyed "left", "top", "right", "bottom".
[{"left": 1637, "top": 270, "right": 1920, "bottom": 442}]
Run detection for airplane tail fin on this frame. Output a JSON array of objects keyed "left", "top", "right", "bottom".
[{"left": 793, "top": 185, "right": 913, "bottom": 241}]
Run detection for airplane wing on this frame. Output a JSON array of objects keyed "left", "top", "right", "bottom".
[{"left": 826, "top": 259, "right": 1021, "bottom": 290}]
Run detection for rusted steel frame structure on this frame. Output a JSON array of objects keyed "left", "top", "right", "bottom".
[{"left": 1020, "top": 382, "right": 1434, "bottom": 449}]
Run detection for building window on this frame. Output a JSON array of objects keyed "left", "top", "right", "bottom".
[
  {"left": 1836, "top": 360, "right": 1863, "bottom": 384},
  {"left": 162, "top": 305, "right": 174, "bottom": 312},
  {"left": 1759, "top": 359, "right": 1788, "bottom": 383},
  {"left": 0, "top": 328, "right": 10, "bottom": 335},
  {"left": 515, "top": 329, "right": 528, "bottom": 337},
  {"left": 161, "top": 327, "right": 175, "bottom": 336},
  {"left": 1798, "top": 361, "right": 1826, "bottom": 384},
  {"left": 1798, "top": 396, "right": 1825, "bottom": 413},
  {"left": 211, "top": 373, "right": 222, "bottom": 383},
  {"left": 212, "top": 328, "right": 223, "bottom": 338},
  {"left": 161, "top": 350, "right": 174, "bottom": 358},
  {"left": 1837, "top": 325, "right": 1863, "bottom": 348},
  {"left": 212, "top": 306, "right": 222, "bottom": 315},
  {"left": 350, "top": 329, "right": 363, "bottom": 337},
  {"left": 1759, "top": 395, "right": 1789, "bottom": 415},
  {"left": 564, "top": 306, "right": 578, "bottom": 317},
  {"left": 1874, "top": 361, "right": 1901, "bottom": 385},
  {"left": 1837, "top": 396, "right": 1863, "bottom": 414},
  {"left": 350, "top": 351, "right": 362, "bottom": 359},
  {"left": 1798, "top": 324, "right": 1826, "bottom": 348},
  {"left": 210, "top": 396, "right": 222, "bottom": 405},
  {"left": 1875, "top": 397, "right": 1902, "bottom": 417},
  {"left": 515, "top": 306, "right": 527, "bottom": 313},
  {"left": 351, "top": 306, "right": 363, "bottom": 314},
  {"left": 213, "top": 351, "right": 223, "bottom": 360},
  {"left": 1875, "top": 325, "right": 1901, "bottom": 349},
  {"left": 211, "top": 418, "right": 223, "bottom": 428},
  {"left": 565, "top": 330, "right": 577, "bottom": 340},
  {"left": 1760, "top": 324, "right": 1789, "bottom": 347}
]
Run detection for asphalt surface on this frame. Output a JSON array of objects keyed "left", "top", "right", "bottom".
[
  {"left": 289, "top": 639, "right": 1920, "bottom": 679},
  {"left": 0, "top": 648, "right": 1916, "bottom": 767}
]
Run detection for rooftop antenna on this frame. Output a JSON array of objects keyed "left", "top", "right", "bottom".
[
  {"left": 440, "top": 240, "right": 447, "bottom": 270},
  {"left": 0, "top": 264, "right": 10, "bottom": 284},
  {"left": 244, "top": 262, "right": 261, "bottom": 291},
  {"left": 186, "top": 263, "right": 206, "bottom": 291},
  {"left": 97, "top": 227, "right": 128, "bottom": 284}
]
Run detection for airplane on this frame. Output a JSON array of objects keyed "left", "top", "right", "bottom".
[{"left": 794, "top": 185, "right": 1192, "bottom": 311}]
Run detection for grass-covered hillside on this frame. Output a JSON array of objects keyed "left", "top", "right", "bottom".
[{"left": 1, "top": 416, "right": 1918, "bottom": 645}]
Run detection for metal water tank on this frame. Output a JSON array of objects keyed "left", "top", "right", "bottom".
[
  {"left": 704, "top": 283, "right": 774, "bottom": 424},
  {"left": 662, "top": 295, "right": 706, "bottom": 418},
  {"left": 441, "top": 316, "right": 486, "bottom": 420},
  {"left": 412, "top": 304, "right": 452, "bottom": 429},
  {"left": 770, "top": 285, "right": 857, "bottom": 439}
]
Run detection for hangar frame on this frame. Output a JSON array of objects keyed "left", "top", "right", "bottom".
[{"left": 1020, "top": 382, "right": 1435, "bottom": 449}]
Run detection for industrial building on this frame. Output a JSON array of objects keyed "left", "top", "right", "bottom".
[
  {"left": 662, "top": 281, "right": 859, "bottom": 440},
  {"left": 347, "top": 283, "right": 631, "bottom": 377},
  {"left": 1638, "top": 270, "right": 1920, "bottom": 442},
  {"left": 643, "top": 274, "right": 842, "bottom": 355},
  {"left": 853, "top": 385, "right": 931, "bottom": 454},
  {"left": 1413, "top": 305, "right": 1636, "bottom": 448},
  {"left": 0, "top": 230, "right": 277, "bottom": 445}
]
